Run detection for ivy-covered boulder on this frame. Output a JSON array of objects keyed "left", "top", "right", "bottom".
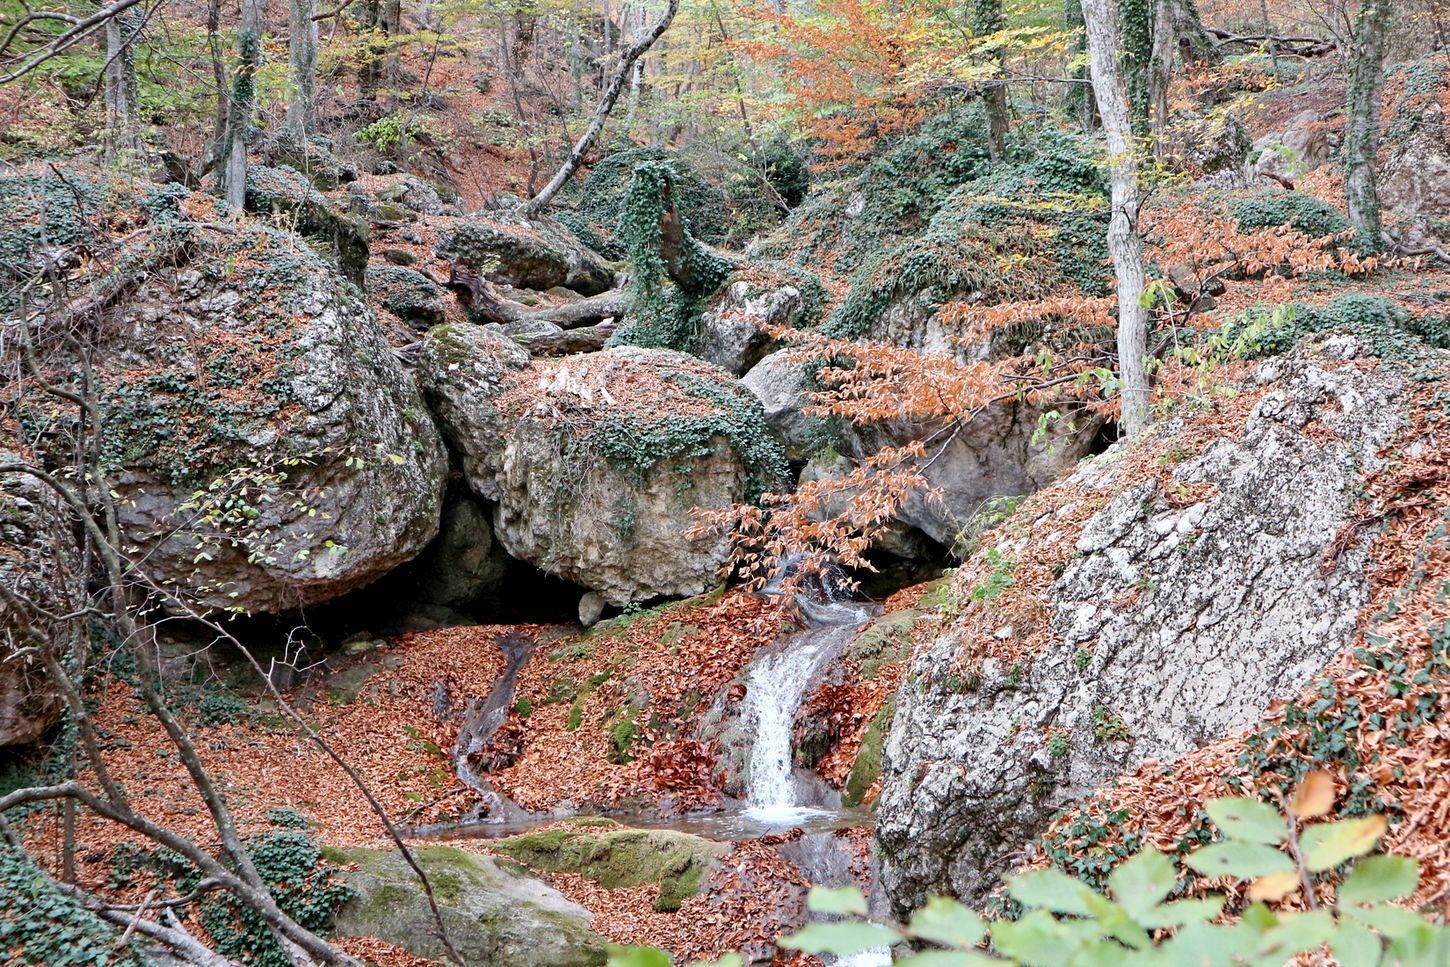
[
  {"left": 245, "top": 164, "right": 370, "bottom": 286},
  {"left": 419, "top": 325, "right": 786, "bottom": 604},
  {"left": 876, "top": 336, "right": 1421, "bottom": 914},
  {"left": 435, "top": 211, "right": 614, "bottom": 296},
  {"left": 367, "top": 264, "right": 446, "bottom": 330},
  {"left": 101, "top": 222, "right": 447, "bottom": 613},
  {"left": 331, "top": 845, "right": 607, "bottom": 967}
]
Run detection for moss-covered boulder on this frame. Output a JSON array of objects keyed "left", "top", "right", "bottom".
[
  {"left": 331, "top": 845, "right": 607, "bottom": 967},
  {"left": 491, "top": 822, "right": 725, "bottom": 912},
  {"left": 419, "top": 326, "right": 786, "bottom": 604},
  {"left": 435, "top": 211, "right": 614, "bottom": 296}
]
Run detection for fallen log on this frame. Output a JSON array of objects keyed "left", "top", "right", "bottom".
[
  {"left": 445, "top": 261, "right": 628, "bottom": 329},
  {"left": 513, "top": 319, "right": 618, "bottom": 355}
]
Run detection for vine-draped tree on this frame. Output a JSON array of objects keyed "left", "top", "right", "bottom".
[
  {"left": 1344, "top": 0, "right": 1392, "bottom": 248},
  {"left": 220, "top": 0, "right": 263, "bottom": 208}
]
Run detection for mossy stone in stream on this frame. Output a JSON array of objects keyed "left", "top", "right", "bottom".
[
  {"left": 491, "top": 823, "right": 726, "bottom": 912},
  {"left": 331, "top": 845, "right": 607, "bottom": 966},
  {"left": 843, "top": 700, "right": 895, "bottom": 808}
]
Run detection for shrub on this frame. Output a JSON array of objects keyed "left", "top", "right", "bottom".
[{"left": 1229, "top": 190, "right": 1353, "bottom": 240}]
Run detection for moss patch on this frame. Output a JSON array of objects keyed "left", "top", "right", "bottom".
[
  {"left": 491, "top": 826, "right": 722, "bottom": 912},
  {"left": 843, "top": 700, "right": 894, "bottom": 807}
]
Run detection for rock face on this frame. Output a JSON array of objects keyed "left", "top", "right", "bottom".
[
  {"left": 1252, "top": 109, "right": 1336, "bottom": 184},
  {"left": 1382, "top": 116, "right": 1450, "bottom": 220},
  {"left": 419, "top": 326, "right": 786, "bottom": 604},
  {"left": 740, "top": 349, "right": 818, "bottom": 457},
  {"left": 699, "top": 280, "right": 802, "bottom": 375},
  {"left": 332, "top": 845, "right": 607, "bottom": 967},
  {"left": 0, "top": 464, "right": 73, "bottom": 746},
  {"left": 105, "top": 225, "right": 447, "bottom": 614},
  {"left": 436, "top": 212, "right": 614, "bottom": 296},
  {"left": 876, "top": 339, "right": 1412, "bottom": 913}
]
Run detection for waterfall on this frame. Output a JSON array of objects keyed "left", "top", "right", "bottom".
[{"left": 739, "top": 591, "right": 871, "bottom": 823}]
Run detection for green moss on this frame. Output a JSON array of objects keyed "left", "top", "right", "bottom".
[
  {"left": 491, "top": 828, "right": 719, "bottom": 913},
  {"left": 1216, "top": 294, "right": 1450, "bottom": 364},
  {"left": 843, "top": 700, "right": 894, "bottom": 808},
  {"left": 609, "top": 160, "right": 734, "bottom": 354},
  {"left": 590, "top": 370, "right": 787, "bottom": 503},
  {"left": 849, "top": 611, "right": 920, "bottom": 679}
]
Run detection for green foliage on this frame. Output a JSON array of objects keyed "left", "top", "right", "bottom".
[
  {"left": 1229, "top": 190, "right": 1353, "bottom": 240},
  {"left": 0, "top": 846, "right": 144, "bottom": 966},
  {"left": 756, "top": 103, "right": 996, "bottom": 274},
  {"left": 1215, "top": 296, "right": 1450, "bottom": 364},
  {"left": 355, "top": 110, "right": 446, "bottom": 154},
  {"left": 577, "top": 148, "right": 731, "bottom": 245},
  {"left": 196, "top": 823, "right": 355, "bottom": 967},
  {"left": 367, "top": 264, "right": 444, "bottom": 324},
  {"left": 610, "top": 161, "right": 735, "bottom": 354}
]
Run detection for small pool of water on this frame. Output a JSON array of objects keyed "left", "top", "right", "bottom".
[{"left": 415, "top": 802, "right": 874, "bottom": 843}]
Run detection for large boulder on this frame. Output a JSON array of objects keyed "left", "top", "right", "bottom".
[
  {"left": 419, "top": 325, "right": 787, "bottom": 604},
  {"left": 245, "top": 164, "right": 369, "bottom": 285},
  {"left": 331, "top": 845, "right": 607, "bottom": 967},
  {"left": 876, "top": 337, "right": 1415, "bottom": 913},
  {"left": 699, "top": 280, "right": 802, "bottom": 375},
  {"left": 740, "top": 349, "right": 819, "bottom": 457},
  {"left": 436, "top": 212, "right": 615, "bottom": 296},
  {"left": 102, "top": 223, "right": 447, "bottom": 613}
]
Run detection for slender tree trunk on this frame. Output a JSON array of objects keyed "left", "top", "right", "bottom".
[
  {"left": 221, "top": 0, "right": 263, "bottom": 210},
  {"left": 1148, "top": 0, "right": 1174, "bottom": 154},
  {"left": 103, "top": 6, "right": 142, "bottom": 163},
  {"left": 379, "top": 0, "right": 402, "bottom": 110},
  {"left": 973, "top": 0, "right": 1010, "bottom": 157},
  {"left": 1063, "top": 0, "right": 1096, "bottom": 128},
  {"left": 287, "top": 0, "right": 319, "bottom": 133},
  {"left": 206, "top": 0, "right": 228, "bottom": 164},
  {"left": 523, "top": 0, "right": 681, "bottom": 215},
  {"left": 1081, "top": 0, "right": 1151, "bottom": 438},
  {"left": 1344, "top": 0, "right": 1392, "bottom": 248}
]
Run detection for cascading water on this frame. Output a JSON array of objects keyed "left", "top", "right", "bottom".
[{"left": 739, "top": 570, "right": 873, "bottom": 824}]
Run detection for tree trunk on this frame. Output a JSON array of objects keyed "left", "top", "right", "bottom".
[
  {"left": 972, "top": 0, "right": 1010, "bottom": 157},
  {"left": 1080, "top": 0, "right": 1151, "bottom": 438},
  {"left": 220, "top": 0, "right": 263, "bottom": 210},
  {"left": 286, "top": 0, "right": 318, "bottom": 133},
  {"left": 103, "top": 6, "right": 142, "bottom": 163},
  {"left": 522, "top": 0, "right": 681, "bottom": 216},
  {"left": 1147, "top": 0, "right": 1174, "bottom": 153},
  {"left": 206, "top": 0, "right": 228, "bottom": 166},
  {"left": 1344, "top": 0, "right": 1392, "bottom": 249}
]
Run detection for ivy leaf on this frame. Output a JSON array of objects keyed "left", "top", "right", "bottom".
[
  {"left": 1205, "top": 797, "right": 1287, "bottom": 845},
  {"left": 1245, "top": 870, "right": 1302, "bottom": 903},
  {"left": 1300, "top": 815, "right": 1387, "bottom": 872},
  {"left": 1185, "top": 841, "right": 1295, "bottom": 879},
  {"left": 908, "top": 896, "right": 986, "bottom": 948},
  {"left": 780, "top": 922, "right": 902, "bottom": 955},
  {"left": 1338, "top": 855, "right": 1420, "bottom": 903},
  {"left": 1344, "top": 902, "right": 1426, "bottom": 939},
  {"left": 1288, "top": 771, "right": 1337, "bottom": 819},
  {"left": 1006, "top": 868, "right": 1095, "bottom": 916},
  {"left": 806, "top": 886, "right": 869, "bottom": 917},
  {"left": 1107, "top": 849, "right": 1176, "bottom": 918}
]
